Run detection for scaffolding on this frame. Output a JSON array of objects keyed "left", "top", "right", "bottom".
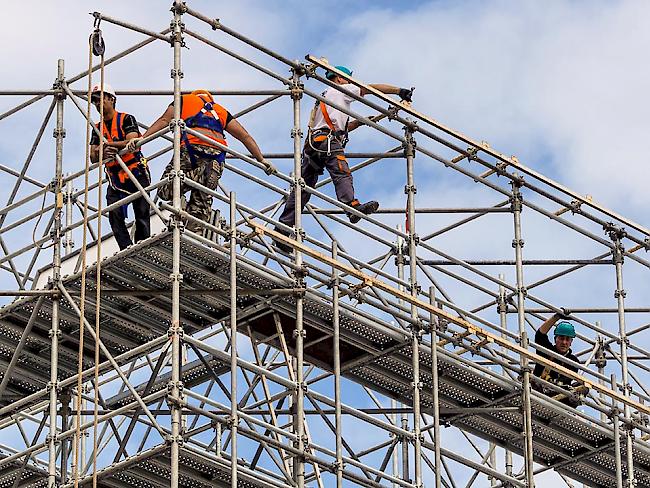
[{"left": 0, "top": 2, "right": 649, "bottom": 487}]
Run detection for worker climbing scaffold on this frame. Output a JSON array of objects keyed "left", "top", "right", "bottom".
[{"left": 272, "top": 65, "right": 414, "bottom": 254}]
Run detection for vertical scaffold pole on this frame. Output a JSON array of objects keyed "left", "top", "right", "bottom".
[
  {"left": 64, "top": 175, "right": 74, "bottom": 255},
  {"left": 404, "top": 125, "right": 421, "bottom": 487},
  {"left": 609, "top": 228, "right": 636, "bottom": 488},
  {"left": 498, "top": 273, "right": 513, "bottom": 482},
  {"left": 395, "top": 229, "right": 408, "bottom": 481},
  {"left": 229, "top": 192, "right": 238, "bottom": 487},
  {"left": 332, "top": 242, "right": 343, "bottom": 487},
  {"left": 169, "top": 3, "right": 185, "bottom": 488},
  {"left": 510, "top": 181, "right": 535, "bottom": 487},
  {"left": 429, "top": 287, "right": 442, "bottom": 488},
  {"left": 290, "top": 66, "right": 306, "bottom": 488},
  {"left": 48, "top": 58, "right": 65, "bottom": 488},
  {"left": 611, "top": 373, "right": 624, "bottom": 488}
]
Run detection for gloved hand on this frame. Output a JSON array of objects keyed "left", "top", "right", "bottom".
[
  {"left": 124, "top": 137, "right": 143, "bottom": 153},
  {"left": 262, "top": 159, "right": 277, "bottom": 176},
  {"left": 559, "top": 307, "right": 571, "bottom": 319},
  {"left": 103, "top": 145, "right": 118, "bottom": 159},
  {"left": 398, "top": 87, "right": 414, "bottom": 103}
]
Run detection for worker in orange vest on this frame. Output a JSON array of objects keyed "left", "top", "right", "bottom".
[
  {"left": 132, "top": 90, "right": 275, "bottom": 234},
  {"left": 272, "top": 65, "right": 413, "bottom": 254},
  {"left": 89, "top": 83, "right": 151, "bottom": 250}
]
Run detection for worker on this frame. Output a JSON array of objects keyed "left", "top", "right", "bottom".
[
  {"left": 130, "top": 90, "right": 275, "bottom": 234},
  {"left": 272, "top": 65, "right": 414, "bottom": 254},
  {"left": 89, "top": 83, "right": 151, "bottom": 251},
  {"left": 533, "top": 311, "right": 586, "bottom": 407}
]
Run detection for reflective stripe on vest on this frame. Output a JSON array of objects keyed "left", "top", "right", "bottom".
[{"left": 180, "top": 94, "right": 228, "bottom": 149}]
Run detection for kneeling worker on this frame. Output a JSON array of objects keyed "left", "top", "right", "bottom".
[
  {"left": 90, "top": 83, "right": 151, "bottom": 250},
  {"left": 131, "top": 90, "right": 275, "bottom": 234},
  {"left": 533, "top": 311, "right": 587, "bottom": 407}
]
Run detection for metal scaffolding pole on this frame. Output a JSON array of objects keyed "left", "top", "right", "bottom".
[
  {"left": 290, "top": 66, "right": 306, "bottom": 488},
  {"left": 498, "top": 273, "right": 514, "bottom": 485},
  {"left": 609, "top": 228, "right": 636, "bottom": 488},
  {"left": 168, "top": 2, "right": 184, "bottom": 488},
  {"left": 332, "top": 242, "right": 343, "bottom": 487},
  {"left": 429, "top": 287, "right": 442, "bottom": 488},
  {"left": 229, "top": 191, "right": 239, "bottom": 487},
  {"left": 511, "top": 181, "right": 535, "bottom": 488},
  {"left": 404, "top": 125, "right": 422, "bottom": 487},
  {"left": 47, "top": 58, "right": 65, "bottom": 488}
]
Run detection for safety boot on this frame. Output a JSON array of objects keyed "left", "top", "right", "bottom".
[
  {"left": 271, "top": 226, "right": 293, "bottom": 255},
  {"left": 348, "top": 200, "right": 379, "bottom": 224}
]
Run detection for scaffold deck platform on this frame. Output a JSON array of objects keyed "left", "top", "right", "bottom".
[{"left": 0, "top": 231, "right": 648, "bottom": 488}]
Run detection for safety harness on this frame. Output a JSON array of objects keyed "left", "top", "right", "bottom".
[
  {"left": 181, "top": 93, "right": 228, "bottom": 169},
  {"left": 307, "top": 97, "right": 349, "bottom": 156},
  {"left": 98, "top": 112, "right": 147, "bottom": 192}
]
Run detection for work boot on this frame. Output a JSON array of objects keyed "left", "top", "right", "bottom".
[
  {"left": 348, "top": 200, "right": 379, "bottom": 224},
  {"left": 271, "top": 226, "right": 293, "bottom": 255}
]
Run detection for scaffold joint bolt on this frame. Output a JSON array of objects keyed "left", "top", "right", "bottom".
[
  {"left": 48, "top": 328, "right": 62, "bottom": 339},
  {"left": 614, "top": 289, "right": 627, "bottom": 299},
  {"left": 404, "top": 184, "right": 417, "bottom": 195},
  {"left": 293, "top": 329, "right": 306, "bottom": 339},
  {"left": 168, "top": 272, "right": 184, "bottom": 283},
  {"left": 290, "top": 84, "right": 304, "bottom": 101},
  {"left": 165, "top": 434, "right": 184, "bottom": 446},
  {"left": 511, "top": 238, "right": 524, "bottom": 249},
  {"left": 170, "top": 68, "right": 184, "bottom": 79},
  {"left": 53, "top": 128, "right": 66, "bottom": 139},
  {"left": 291, "top": 127, "right": 303, "bottom": 139}
]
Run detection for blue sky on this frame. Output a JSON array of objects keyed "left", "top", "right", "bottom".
[{"left": 0, "top": 1, "right": 649, "bottom": 486}]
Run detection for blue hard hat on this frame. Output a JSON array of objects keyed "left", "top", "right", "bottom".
[
  {"left": 326, "top": 65, "right": 353, "bottom": 80},
  {"left": 554, "top": 321, "right": 576, "bottom": 338}
]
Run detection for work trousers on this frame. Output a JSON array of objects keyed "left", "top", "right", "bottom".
[
  {"left": 279, "top": 132, "right": 355, "bottom": 226},
  {"left": 158, "top": 145, "right": 224, "bottom": 229},
  {"left": 106, "top": 165, "right": 151, "bottom": 250}
]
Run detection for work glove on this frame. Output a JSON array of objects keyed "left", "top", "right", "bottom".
[
  {"left": 261, "top": 159, "right": 277, "bottom": 176},
  {"left": 559, "top": 307, "right": 571, "bottom": 319},
  {"left": 124, "top": 137, "right": 144, "bottom": 153},
  {"left": 398, "top": 87, "right": 414, "bottom": 103}
]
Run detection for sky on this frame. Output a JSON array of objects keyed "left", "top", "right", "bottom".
[{"left": 1, "top": 1, "right": 649, "bottom": 486}]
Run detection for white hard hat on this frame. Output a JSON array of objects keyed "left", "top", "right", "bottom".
[{"left": 91, "top": 83, "right": 116, "bottom": 98}]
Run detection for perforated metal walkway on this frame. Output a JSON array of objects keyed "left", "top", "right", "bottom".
[{"left": 0, "top": 231, "right": 648, "bottom": 487}]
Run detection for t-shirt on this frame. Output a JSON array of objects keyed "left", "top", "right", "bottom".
[
  {"left": 312, "top": 83, "right": 362, "bottom": 132},
  {"left": 90, "top": 113, "right": 139, "bottom": 146},
  {"left": 533, "top": 329, "right": 579, "bottom": 387}
]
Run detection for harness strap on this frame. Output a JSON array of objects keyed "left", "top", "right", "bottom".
[{"left": 319, "top": 101, "right": 336, "bottom": 131}]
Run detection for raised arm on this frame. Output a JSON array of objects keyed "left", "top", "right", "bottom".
[
  {"left": 141, "top": 105, "right": 174, "bottom": 139},
  {"left": 539, "top": 313, "right": 562, "bottom": 335}
]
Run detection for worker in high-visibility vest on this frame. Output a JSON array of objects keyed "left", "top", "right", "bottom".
[
  {"left": 89, "top": 83, "right": 151, "bottom": 250},
  {"left": 272, "top": 65, "right": 413, "bottom": 254},
  {"left": 131, "top": 90, "right": 276, "bottom": 234}
]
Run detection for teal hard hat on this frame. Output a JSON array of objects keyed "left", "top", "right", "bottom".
[
  {"left": 326, "top": 65, "right": 353, "bottom": 80},
  {"left": 554, "top": 321, "right": 576, "bottom": 338}
]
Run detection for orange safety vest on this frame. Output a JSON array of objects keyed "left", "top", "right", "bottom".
[
  {"left": 180, "top": 93, "right": 229, "bottom": 150},
  {"left": 96, "top": 112, "right": 145, "bottom": 185}
]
